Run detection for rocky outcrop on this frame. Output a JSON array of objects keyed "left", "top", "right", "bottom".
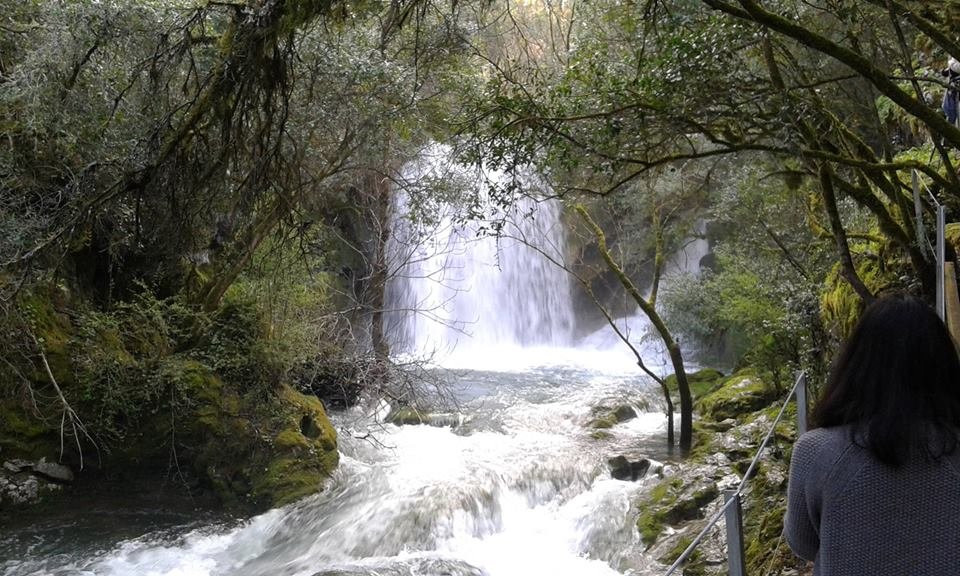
[
  {"left": 0, "top": 456, "right": 73, "bottom": 507},
  {"left": 634, "top": 368, "right": 808, "bottom": 575}
]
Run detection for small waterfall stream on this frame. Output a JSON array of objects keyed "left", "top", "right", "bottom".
[{"left": 1, "top": 147, "right": 677, "bottom": 576}]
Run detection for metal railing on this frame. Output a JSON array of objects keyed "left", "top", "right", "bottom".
[
  {"left": 663, "top": 372, "right": 807, "bottom": 576},
  {"left": 912, "top": 169, "right": 946, "bottom": 320}
]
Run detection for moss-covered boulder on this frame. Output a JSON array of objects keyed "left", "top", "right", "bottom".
[
  {"left": 635, "top": 476, "right": 720, "bottom": 548},
  {"left": 159, "top": 361, "right": 339, "bottom": 510},
  {"left": 587, "top": 402, "right": 639, "bottom": 429},
  {"left": 695, "top": 369, "right": 776, "bottom": 422},
  {"left": 665, "top": 368, "right": 725, "bottom": 402},
  {"left": 634, "top": 362, "right": 803, "bottom": 576}
]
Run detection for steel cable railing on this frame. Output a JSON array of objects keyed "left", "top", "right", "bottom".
[{"left": 662, "top": 372, "right": 805, "bottom": 576}]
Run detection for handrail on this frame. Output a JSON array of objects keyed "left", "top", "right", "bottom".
[
  {"left": 912, "top": 169, "right": 946, "bottom": 319},
  {"left": 662, "top": 372, "right": 804, "bottom": 576}
]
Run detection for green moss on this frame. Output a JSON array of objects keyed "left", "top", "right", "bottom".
[
  {"left": 386, "top": 406, "right": 426, "bottom": 425},
  {"left": 0, "top": 400, "right": 58, "bottom": 460},
  {"left": 274, "top": 428, "right": 311, "bottom": 450},
  {"left": 251, "top": 457, "right": 324, "bottom": 508},
  {"left": 745, "top": 503, "right": 791, "bottom": 574},
  {"left": 588, "top": 403, "right": 637, "bottom": 429},
  {"left": 590, "top": 430, "right": 613, "bottom": 440},
  {"left": 658, "top": 537, "right": 706, "bottom": 574},
  {"left": 636, "top": 477, "right": 683, "bottom": 546},
  {"left": 19, "top": 286, "right": 75, "bottom": 386},
  {"left": 637, "top": 510, "right": 665, "bottom": 548},
  {"left": 665, "top": 368, "right": 725, "bottom": 401},
  {"left": 947, "top": 223, "right": 960, "bottom": 257},
  {"left": 663, "top": 484, "right": 719, "bottom": 525},
  {"left": 820, "top": 255, "right": 896, "bottom": 339},
  {"left": 695, "top": 369, "right": 775, "bottom": 422}
]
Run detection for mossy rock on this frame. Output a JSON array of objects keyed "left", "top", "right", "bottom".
[
  {"left": 658, "top": 536, "right": 707, "bottom": 575},
  {"left": 386, "top": 406, "right": 426, "bottom": 426},
  {"left": 127, "top": 361, "right": 339, "bottom": 511},
  {"left": 637, "top": 478, "right": 681, "bottom": 546},
  {"left": 0, "top": 400, "right": 59, "bottom": 461},
  {"left": 695, "top": 369, "right": 776, "bottom": 422},
  {"left": 662, "top": 484, "right": 719, "bottom": 525},
  {"left": 201, "top": 383, "right": 338, "bottom": 510},
  {"left": 588, "top": 403, "right": 637, "bottom": 429},
  {"left": 665, "top": 368, "right": 725, "bottom": 402}
]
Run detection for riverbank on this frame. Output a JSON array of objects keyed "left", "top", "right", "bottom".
[
  {"left": 635, "top": 368, "right": 810, "bottom": 576},
  {"left": 0, "top": 285, "right": 340, "bottom": 514}
]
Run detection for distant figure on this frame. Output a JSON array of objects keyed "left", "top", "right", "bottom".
[
  {"left": 942, "top": 57, "right": 960, "bottom": 125},
  {"left": 784, "top": 294, "right": 960, "bottom": 575}
]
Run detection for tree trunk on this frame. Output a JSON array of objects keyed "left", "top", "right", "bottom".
[
  {"left": 818, "top": 166, "right": 876, "bottom": 305},
  {"left": 576, "top": 204, "right": 693, "bottom": 452},
  {"left": 367, "top": 170, "right": 392, "bottom": 364}
]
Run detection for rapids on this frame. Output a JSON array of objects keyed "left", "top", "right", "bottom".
[{"left": 1, "top": 362, "right": 673, "bottom": 576}]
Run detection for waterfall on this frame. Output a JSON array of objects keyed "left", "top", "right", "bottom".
[{"left": 385, "top": 147, "right": 576, "bottom": 363}]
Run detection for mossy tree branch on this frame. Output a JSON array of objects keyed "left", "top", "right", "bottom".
[{"left": 574, "top": 204, "right": 692, "bottom": 452}]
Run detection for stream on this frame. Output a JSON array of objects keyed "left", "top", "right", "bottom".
[{"left": 1, "top": 355, "right": 675, "bottom": 576}]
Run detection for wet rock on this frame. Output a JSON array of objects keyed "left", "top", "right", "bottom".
[
  {"left": 717, "top": 473, "right": 741, "bottom": 492},
  {"left": 588, "top": 402, "right": 638, "bottom": 429},
  {"left": 3, "top": 459, "right": 32, "bottom": 474},
  {"left": 385, "top": 407, "right": 464, "bottom": 428},
  {"left": 608, "top": 455, "right": 651, "bottom": 481},
  {"left": 33, "top": 458, "right": 74, "bottom": 483}
]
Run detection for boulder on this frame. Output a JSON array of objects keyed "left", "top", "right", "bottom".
[
  {"left": 33, "top": 458, "right": 74, "bottom": 483},
  {"left": 608, "top": 455, "right": 651, "bottom": 481},
  {"left": 588, "top": 402, "right": 638, "bottom": 429}
]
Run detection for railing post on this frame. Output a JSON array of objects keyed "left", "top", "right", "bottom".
[
  {"left": 937, "top": 204, "right": 946, "bottom": 321},
  {"left": 724, "top": 490, "right": 747, "bottom": 576},
  {"left": 796, "top": 372, "right": 807, "bottom": 437}
]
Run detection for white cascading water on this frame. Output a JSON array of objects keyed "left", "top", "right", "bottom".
[
  {"left": 0, "top": 147, "right": 677, "bottom": 576},
  {"left": 384, "top": 148, "right": 576, "bottom": 367}
]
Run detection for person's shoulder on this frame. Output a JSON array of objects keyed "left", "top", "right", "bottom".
[{"left": 794, "top": 426, "right": 855, "bottom": 462}]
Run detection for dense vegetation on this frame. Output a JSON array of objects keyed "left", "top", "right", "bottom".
[{"left": 2, "top": 0, "right": 959, "bottom": 509}]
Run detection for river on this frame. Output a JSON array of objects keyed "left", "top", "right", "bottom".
[{"left": 1, "top": 354, "right": 675, "bottom": 576}]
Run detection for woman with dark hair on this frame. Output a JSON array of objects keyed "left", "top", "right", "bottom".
[{"left": 785, "top": 294, "right": 960, "bottom": 574}]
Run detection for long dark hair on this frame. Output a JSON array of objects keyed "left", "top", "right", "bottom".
[{"left": 812, "top": 294, "right": 960, "bottom": 467}]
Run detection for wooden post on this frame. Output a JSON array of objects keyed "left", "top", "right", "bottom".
[{"left": 944, "top": 262, "right": 960, "bottom": 352}]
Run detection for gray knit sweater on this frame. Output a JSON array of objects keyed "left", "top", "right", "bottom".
[{"left": 785, "top": 425, "right": 960, "bottom": 575}]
